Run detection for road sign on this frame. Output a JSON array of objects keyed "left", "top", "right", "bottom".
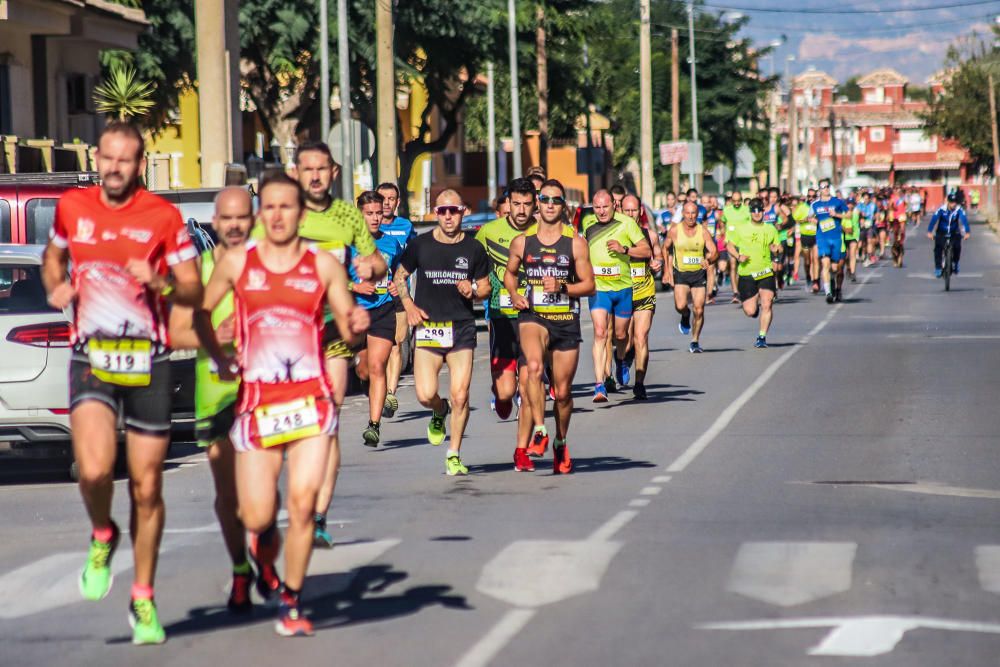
[
  {"left": 736, "top": 144, "right": 756, "bottom": 178},
  {"left": 680, "top": 141, "right": 703, "bottom": 175},
  {"left": 658, "top": 141, "right": 688, "bottom": 165},
  {"left": 327, "top": 119, "right": 375, "bottom": 167},
  {"left": 710, "top": 164, "right": 731, "bottom": 185}
]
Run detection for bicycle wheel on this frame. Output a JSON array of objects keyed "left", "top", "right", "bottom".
[{"left": 943, "top": 243, "right": 952, "bottom": 292}]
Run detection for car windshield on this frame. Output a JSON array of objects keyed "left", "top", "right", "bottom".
[{"left": 0, "top": 265, "right": 57, "bottom": 314}]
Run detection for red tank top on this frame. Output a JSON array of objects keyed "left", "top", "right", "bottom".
[{"left": 233, "top": 242, "right": 330, "bottom": 411}]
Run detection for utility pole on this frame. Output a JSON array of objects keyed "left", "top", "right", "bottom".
[
  {"left": 487, "top": 62, "right": 497, "bottom": 202},
  {"left": 508, "top": 0, "right": 523, "bottom": 178},
  {"left": 336, "top": 0, "right": 352, "bottom": 200},
  {"left": 375, "top": 0, "right": 397, "bottom": 185},
  {"left": 320, "top": 0, "right": 329, "bottom": 143},
  {"left": 583, "top": 42, "right": 595, "bottom": 200},
  {"left": 639, "top": 0, "right": 654, "bottom": 202},
  {"left": 802, "top": 88, "right": 812, "bottom": 189},
  {"left": 787, "top": 99, "right": 797, "bottom": 194},
  {"left": 989, "top": 73, "right": 1000, "bottom": 214},
  {"left": 829, "top": 109, "right": 838, "bottom": 186},
  {"left": 670, "top": 28, "right": 680, "bottom": 193},
  {"left": 536, "top": 2, "right": 548, "bottom": 172},
  {"left": 686, "top": 2, "right": 700, "bottom": 190},
  {"left": 195, "top": 0, "right": 238, "bottom": 186}
]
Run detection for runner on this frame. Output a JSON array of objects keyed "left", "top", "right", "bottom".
[
  {"left": 610, "top": 183, "right": 627, "bottom": 212},
  {"left": 857, "top": 191, "right": 876, "bottom": 267},
  {"left": 843, "top": 198, "right": 861, "bottom": 282},
  {"left": 168, "top": 186, "right": 273, "bottom": 615},
  {"left": 196, "top": 172, "right": 369, "bottom": 637},
  {"left": 809, "top": 179, "right": 850, "bottom": 304},
  {"left": 505, "top": 179, "right": 594, "bottom": 472},
  {"left": 726, "top": 198, "right": 780, "bottom": 348},
  {"left": 581, "top": 190, "right": 650, "bottom": 402},
  {"left": 663, "top": 201, "right": 718, "bottom": 353},
  {"left": 353, "top": 190, "right": 404, "bottom": 447},
  {"left": 658, "top": 191, "right": 678, "bottom": 240},
  {"left": 793, "top": 193, "right": 817, "bottom": 291},
  {"left": 475, "top": 177, "right": 537, "bottom": 420},
  {"left": 763, "top": 188, "right": 791, "bottom": 290},
  {"left": 42, "top": 121, "right": 203, "bottom": 644},
  {"left": 281, "top": 142, "right": 387, "bottom": 548},
  {"left": 393, "top": 190, "right": 491, "bottom": 474},
  {"left": 376, "top": 182, "right": 416, "bottom": 421},
  {"left": 721, "top": 191, "right": 751, "bottom": 303},
  {"left": 621, "top": 194, "right": 663, "bottom": 400},
  {"left": 908, "top": 187, "right": 923, "bottom": 228}
]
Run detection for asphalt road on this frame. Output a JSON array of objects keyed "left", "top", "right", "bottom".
[{"left": 2, "top": 219, "right": 1000, "bottom": 667}]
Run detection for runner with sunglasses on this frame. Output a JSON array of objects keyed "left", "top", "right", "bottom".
[
  {"left": 663, "top": 201, "right": 717, "bottom": 353},
  {"left": 506, "top": 179, "right": 594, "bottom": 473},
  {"left": 728, "top": 198, "right": 781, "bottom": 348},
  {"left": 393, "top": 190, "right": 491, "bottom": 475}
]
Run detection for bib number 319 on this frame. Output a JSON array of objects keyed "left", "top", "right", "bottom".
[{"left": 88, "top": 339, "right": 152, "bottom": 387}]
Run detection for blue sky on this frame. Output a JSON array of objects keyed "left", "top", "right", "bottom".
[{"left": 711, "top": 0, "right": 1000, "bottom": 85}]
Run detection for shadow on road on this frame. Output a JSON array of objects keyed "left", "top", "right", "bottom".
[
  {"left": 372, "top": 437, "right": 428, "bottom": 451},
  {"left": 470, "top": 454, "right": 655, "bottom": 476}
]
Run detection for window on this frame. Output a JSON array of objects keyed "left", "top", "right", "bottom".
[
  {"left": 0, "top": 200, "right": 10, "bottom": 243},
  {"left": 66, "top": 74, "right": 89, "bottom": 115},
  {"left": 25, "top": 198, "right": 58, "bottom": 244},
  {"left": 0, "top": 266, "right": 55, "bottom": 313},
  {"left": 869, "top": 127, "right": 885, "bottom": 143},
  {"left": 863, "top": 87, "right": 885, "bottom": 104},
  {"left": 0, "top": 63, "right": 11, "bottom": 135}
]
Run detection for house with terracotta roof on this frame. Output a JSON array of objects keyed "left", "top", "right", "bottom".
[{"left": 775, "top": 67, "right": 980, "bottom": 208}]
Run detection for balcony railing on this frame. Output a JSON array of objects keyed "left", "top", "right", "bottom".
[{"left": 892, "top": 139, "right": 937, "bottom": 154}]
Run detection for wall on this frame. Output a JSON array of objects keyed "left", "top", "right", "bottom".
[{"left": 145, "top": 88, "right": 202, "bottom": 188}]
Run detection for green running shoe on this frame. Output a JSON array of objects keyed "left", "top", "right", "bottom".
[
  {"left": 383, "top": 391, "right": 399, "bottom": 418},
  {"left": 362, "top": 421, "right": 380, "bottom": 448},
  {"left": 129, "top": 598, "right": 166, "bottom": 645},
  {"left": 445, "top": 454, "right": 468, "bottom": 476},
  {"left": 427, "top": 400, "right": 449, "bottom": 446},
  {"left": 79, "top": 521, "right": 120, "bottom": 601}
]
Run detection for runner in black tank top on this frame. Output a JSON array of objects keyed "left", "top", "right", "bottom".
[{"left": 505, "top": 179, "right": 595, "bottom": 475}]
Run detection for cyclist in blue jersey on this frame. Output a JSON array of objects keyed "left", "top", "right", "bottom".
[
  {"left": 354, "top": 190, "right": 405, "bottom": 447},
  {"left": 927, "top": 193, "right": 970, "bottom": 277},
  {"left": 808, "top": 180, "right": 850, "bottom": 304},
  {"left": 377, "top": 182, "right": 416, "bottom": 420}
]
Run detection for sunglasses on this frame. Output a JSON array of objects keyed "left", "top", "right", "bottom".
[
  {"left": 435, "top": 205, "right": 464, "bottom": 216},
  {"left": 749, "top": 207, "right": 764, "bottom": 214},
  {"left": 538, "top": 194, "right": 565, "bottom": 205}
]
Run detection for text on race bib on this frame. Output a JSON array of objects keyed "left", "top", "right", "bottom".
[
  {"left": 594, "top": 264, "right": 621, "bottom": 279},
  {"left": 751, "top": 268, "right": 773, "bottom": 280},
  {"left": 416, "top": 321, "right": 454, "bottom": 348},
  {"left": 630, "top": 265, "right": 646, "bottom": 278},
  {"left": 498, "top": 288, "right": 526, "bottom": 315},
  {"left": 88, "top": 339, "right": 152, "bottom": 387},
  {"left": 374, "top": 275, "right": 390, "bottom": 294},
  {"left": 819, "top": 219, "right": 836, "bottom": 232},
  {"left": 531, "top": 288, "right": 571, "bottom": 313},
  {"left": 682, "top": 255, "right": 702, "bottom": 266},
  {"left": 254, "top": 396, "right": 321, "bottom": 448}
]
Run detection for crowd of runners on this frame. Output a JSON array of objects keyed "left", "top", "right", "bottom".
[{"left": 41, "top": 123, "right": 973, "bottom": 643}]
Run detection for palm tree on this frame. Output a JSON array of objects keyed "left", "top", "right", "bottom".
[{"left": 92, "top": 64, "right": 155, "bottom": 122}]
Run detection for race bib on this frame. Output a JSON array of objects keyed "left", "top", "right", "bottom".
[
  {"left": 803, "top": 222, "right": 817, "bottom": 234},
  {"left": 416, "top": 321, "right": 454, "bottom": 348},
  {"left": 88, "top": 339, "right": 152, "bottom": 387},
  {"left": 374, "top": 275, "right": 390, "bottom": 294},
  {"left": 316, "top": 242, "right": 347, "bottom": 264},
  {"left": 532, "top": 288, "right": 571, "bottom": 314},
  {"left": 819, "top": 219, "right": 836, "bottom": 233},
  {"left": 751, "top": 268, "right": 773, "bottom": 280},
  {"left": 630, "top": 265, "right": 646, "bottom": 278},
  {"left": 682, "top": 255, "right": 702, "bottom": 266},
  {"left": 498, "top": 288, "right": 526, "bottom": 316},
  {"left": 254, "top": 396, "right": 321, "bottom": 448},
  {"left": 594, "top": 264, "right": 621, "bottom": 279}
]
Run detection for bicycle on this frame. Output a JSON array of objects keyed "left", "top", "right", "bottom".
[{"left": 941, "top": 234, "right": 953, "bottom": 292}]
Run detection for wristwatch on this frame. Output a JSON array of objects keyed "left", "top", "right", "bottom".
[{"left": 559, "top": 282, "right": 568, "bottom": 294}]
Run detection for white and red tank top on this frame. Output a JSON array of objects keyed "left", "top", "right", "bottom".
[{"left": 233, "top": 242, "right": 330, "bottom": 412}]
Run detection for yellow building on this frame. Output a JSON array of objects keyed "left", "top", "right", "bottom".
[{"left": 144, "top": 88, "right": 202, "bottom": 189}]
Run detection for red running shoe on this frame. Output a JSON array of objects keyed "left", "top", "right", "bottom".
[
  {"left": 513, "top": 448, "right": 534, "bottom": 472},
  {"left": 275, "top": 594, "right": 314, "bottom": 637},
  {"left": 526, "top": 429, "right": 549, "bottom": 458},
  {"left": 553, "top": 443, "right": 573, "bottom": 475}
]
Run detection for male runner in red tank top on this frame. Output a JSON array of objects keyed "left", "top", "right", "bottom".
[{"left": 196, "top": 173, "right": 369, "bottom": 637}]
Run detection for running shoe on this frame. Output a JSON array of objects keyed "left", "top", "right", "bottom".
[
  {"left": 445, "top": 454, "right": 469, "bottom": 476},
  {"left": 312, "top": 514, "right": 335, "bottom": 549},
  {"left": 678, "top": 310, "right": 692, "bottom": 335},
  {"left": 935, "top": 268, "right": 942, "bottom": 278},
  {"left": 227, "top": 571, "right": 255, "bottom": 614},
  {"left": 633, "top": 383, "right": 647, "bottom": 401},
  {"left": 547, "top": 385, "right": 556, "bottom": 401},
  {"left": 811, "top": 282, "right": 820, "bottom": 294},
  {"left": 427, "top": 400, "right": 449, "bottom": 446},
  {"left": 129, "top": 597, "right": 166, "bottom": 645},
  {"left": 527, "top": 429, "right": 549, "bottom": 457},
  {"left": 593, "top": 383, "right": 608, "bottom": 403},
  {"left": 754, "top": 335, "right": 768, "bottom": 349},
  {"left": 489, "top": 396, "right": 496, "bottom": 413},
  {"left": 614, "top": 359, "right": 627, "bottom": 387},
  {"left": 689, "top": 341, "right": 703, "bottom": 354},
  {"left": 604, "top": 375, "right": 617, "bottom": 393},
  {"left": 513, "top": 448, "right": 535, "bottom": 472},
  {"left": 495, "top": 397, "right": 513, "bottom": 420},
  {"left": 79, "top": 521, "right": 120, "bottom": 601},
  {"left": 275, "top": 596, "right": 314, "bottom": 637},
  {"left": 953, "top": 262, "right": 960, "bottom": 274},
  {"left": 553, "top": 443, "right": 573, "bottom": 474},
  {"left": 825, "top": 291, "right": 835, "bottom": 304},
  {"left": 362, "top": 421, "right": 380, "bottom": 448},
  {"left": 249, "top": 530, "right": 284, "bottom": 602},
  {"left": 793, "top": 270, "right": 799, "bottom": 282},
  {"left": 834, "top": 289, "right": 843, "bottom": 303},
  {"left": 383, "top": 391, "right": 398, "bottom": 418}
]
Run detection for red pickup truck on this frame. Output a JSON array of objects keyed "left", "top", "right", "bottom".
[{"left": 0, "top": 173, "right": 98, "bottom": 245}]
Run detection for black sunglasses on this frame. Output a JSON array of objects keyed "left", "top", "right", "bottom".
[
  {"left": 538, "top": 194, "right": 565, "bottom": 205},
  {"left": 435, "top": 205, "right": 464, "bottom": 215}
]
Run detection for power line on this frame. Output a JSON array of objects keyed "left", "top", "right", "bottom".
[{"left": 700, "top": 0, "right": 1000, "bottom": 14}]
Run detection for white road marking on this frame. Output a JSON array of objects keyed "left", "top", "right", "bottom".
[
  {"left": 454, "top": 608, "right": 537, "bottom": 667},
  {"left": 975, "top": 546, "right": 1000, "bottom": 594},
  {"left": 886, "top": 334, "right": 1000, "bottom": 340},
  {"left": 666, "top": 273, "right": 871, "bottom": 473},
  {"left": 588, "top": 510, "right": 639, "bottom": 542},
  {"left": 726, "top": 542, "right": 857, "bottom": 607},
  {"left": 629, "top": 499, "right": 651, "bottom": 508},
  {"left": 908, "top": 272, "right": 983, "bottom": 279},
  {"left": 848, "top": 315, "right": 915, "bottom": 320},
  {"left": 700, "top": 615, "right": 1000, "bottom": 657},
  {"left": 163, "top": 522, "right": 220, "bottom": 534},
  {"left": 851, "top": 481, "right": 1000, "bottom": 501},
  {"left": 0, "top": 551, "right": 134, "bottom": 619},
  {"left": 639, "top": 486, "right": 662, "bottom": 496},
  {"left": 652, "top": 475, "right": 673, "bottom": 483}
]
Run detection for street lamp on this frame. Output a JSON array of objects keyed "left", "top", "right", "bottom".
[{"left": 687, "top": 1, "right": 699, "bottom": 189}]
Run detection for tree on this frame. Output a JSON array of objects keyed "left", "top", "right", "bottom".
[
  {"left": 921, "top": 29, "right": 1000, "bottom": 172},
  {"left": 836, "top": 76, "right": 861, "bottom": 103},
  {"left": 92, "top": 64, "right": 156, "bottom": 121}
]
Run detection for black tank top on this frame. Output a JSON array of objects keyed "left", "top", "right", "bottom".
[{"left": 522, "top": 229, "right": 579, "bottom": 323}]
